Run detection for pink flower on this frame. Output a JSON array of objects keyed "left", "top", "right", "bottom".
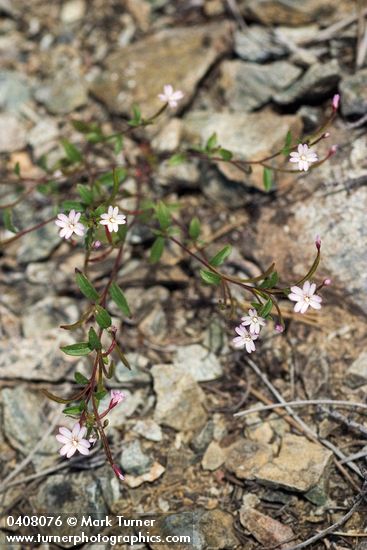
[
  {"left": 289, "top": 144, "right": 318, "bottom": 172},
  {"left": 241, "top": 309, "right": 266, "bottom": 335},
  {"left": 288, "top": 281, "right": 322, "bottom": 314},
  {"left": 275, "top": 324, "right": 284, "bottom": 333},
  {"left": 109, "top": 390, "right": 126, "bottom": 409},
  {"left": 232, "top": 325, "right": 258, "bottom": 353},
  {"left": 55, "top": 210, "right": 85, "bottom": 240},
  {"left": 112, "top": 463, "right": 125, "bottom": 481},
  {"left": 323, "top": 278, "right": 331, "bottom": 286},
  {"left": 332, "top": 94, "right": 340, "bottom": 111},
  {"left": 158, "top": 85, "right": 184, "bottom": 108},
  {"left": 56, "top": 423, "right": 91, "bottom": 459},
  {"left": 99, "top": 206, "right": 126, "bottom": 233}
]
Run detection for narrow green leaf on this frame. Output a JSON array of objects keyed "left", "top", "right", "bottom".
[
  {"left": 75, "top": 270, "right": 100, "bottom": 301},
  {"left": 95, "top": 305, "right": 112, "bottom": 329},
  {"left": 61, "top": 200, "right": 85, "bottom": 212},
  {"left": 3, "top": 209, "right": 18, "bottom": 233},
  {"left": 209, "top": 245, "right": 232, "bottom": 267},
  {"left": 263, "top": 167, "right": 273, "bottom": 192},
  {"left": 77, "top": 184, "right": 93, "bottom": 205},
  {"left": 88, "top": 327, "right": 102, "bottom": 350},
  {"left": 97, "top": 168, "right": 126, "bottom": 187},
  {"left": 60, "top": 342, "right": 92, "bottom": 356},
  {"left": 61, "top": 139, "right": 82, "bottom": 163},
  {"left": 94, "top": 389, "right": 107, "bottom": 401},
  {"left": 200, "top": 269, "right": 222, "bottom": 286},
  {"left": 156, "top": 201, "right": 171, "bottom": 230},
  {"left": 109, "top": 282, "right": 131, "bottom": 317},
  {"left": 189, "top": 217, "right": 201, "bottom": 240},
  {"left": 219, "top": 148, "right": 233, "bottom": 161},
  {"left": 260, "top": 298, "right": 273, "bottom": 318},
  {"left": 14, "top": 161, "right": 21, "bottom": 176},
  {"left": 149, "top": 236, "right": 165, "bottom": 263},
  {"left": 114, "top": 135, "right": 123, "bottom": 155},
  {"left": 115, "top": 344, "right": 131, "bottom": 370},
  {"left": 206, "top": 132, "right": 218, "bottom": 152},
  {"left": 168, "top": 153, "right": 186, "bottom": 166},
  {"left": 259, "top": 271, "right": 279, "bottom": 289},
  {"left": 62, "top": 406, "right": 83, "bottom": 415},
  {"left": 74, "top": 372, "right": 89, "bottom": 385}
]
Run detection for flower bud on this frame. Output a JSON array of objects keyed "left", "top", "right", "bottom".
[
  {"left": 328, "top": 145, "right": 338, "bottom": 157},
  {"left": 93, "top": 240, "right": 101, "bottom": 249},
  {"left": 112, "top": 463, "right": 125, "bottom": 481},
  {"left": 315, "top": 235, "right": 321, "bottom": 250},
  {"left": 322, "top": 132, "right": 330, "bottom": 139},
  {"left": 323, "top": 278, "right": 332, "bottom": 286},
  {"left": 275, "top": 324, "right": 284, "bottom": 333},
  {"left": 332, "top": 94, "right": 340, "bottom": 111}
]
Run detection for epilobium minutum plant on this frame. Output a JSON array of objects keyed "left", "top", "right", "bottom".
[{"left": 0, "top": 90, "right": 340, "bottom": 480}]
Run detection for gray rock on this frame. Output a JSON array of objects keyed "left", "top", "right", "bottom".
[
  {"left": 1, "top": 386, "right": 59, "bottom": 467},
  {"left": 256, "top": 434, "right": 333, "bottom": 493},
  {"left": 346, "top": 352, "right": 367, "bottom": 388},
  {"left": 0, "top": 70, "right": 31, "bottom": 113},
  {"left": 34, "top": 66, "right": 88, "bottom": 115},
  {"left": 17, "top": 214, "right": 61, "bottom": 263},
  {"left": 340, "top": 69, "right": 367, "bottom": 117},
  {"left": 150, "top": 509, "right": 239, "bottom": 550},
  {"left": 243, "top": 0, "right": 345, "bottom": 26},
  {"left": 0, "top": 113, "right": 27, "bottom": 152},
  {"left": 91, "top": 22, "right": 232, "bottom": 115},
  {"left": 60, "top": 0, "right": 86, "bottom": 23},
  {"left": 239, "top": 505, "right": 296, "bottom": 549},
  {"left": 120, "top": 440, "right": 153, "bottom": 475},
  {"left": 225, "top": 439, "right": 274, "bottom": 480},
  {"left": 115, "top": 352, "right": 151, "bottom": 384},
  {"left": 173, "top": 344, "right": 223, "bottom": 382},
  {"left": 274, "top": 60, "right": 340, "bottom": 105},
  {"left": 183, "top": 110, "right": 302, "bottom": 190},
  {"left": 152, "top": 364, "right": 207, "bottom": 431},
  {"left": 202, "top": 441, "right": 226, "bottom": 471},
  {"left": 220, "top": 59, "right": 302, "bottom": 111},
  {"left": 28, "top": 119, "right": 59, "bottom": 157},
  {"left": 234, "top": 26, "right": 288, "bottom": 62},
  {"left": 132, "top": 419, "right": 163, "bottom": 441},
  {"left": 22, "top": 296, "right": 79, "bottom": 338},
  {"left": 191, "top": 420, "right": 215, "bottom": 453}
]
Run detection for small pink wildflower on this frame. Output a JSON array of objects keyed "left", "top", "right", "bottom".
[
  {"left": 275, "top": 324, "right": 284, "bottom": 333},
  {"left": 288, "top": 281, "right": 322, "bottom": 314},
  {"left": 99, "top": 206, "right": 126, "bottom": 233},
  {"left": 232, "top": 325, "right": 258, "bottom": 353},
  {"left": 289, "top": 144, "right": 318, "bottom": 172},
  {"left": 56, "top": 423, "right": 91, "bottom": 458},
  {"left": 158, "top": 85, "right": 184, "bottom": 108},
  {"left": 332, "top": 94, "right": 340, "bottom": 111},
  {"left": 109, "top": 390, "right": 126, "bottom": 409},
  {"left": 241, "top": 309, "right": 266, "bottom": 335},
  {"left": 323, "top": 278, "right": 332, "bottom": 286},
  {"left": 55, "top": 210, "right": 85, "bottom": 240}
]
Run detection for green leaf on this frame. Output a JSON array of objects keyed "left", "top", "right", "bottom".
[
  {"left": 74, "top": 372, "right": 89, "bottom": 385},
  {"left": 114, "top": 135, "right": 123, "bottom": 155},
  {"left": 94, "top": 389, "right": 107, "bottom": 401},
  {"left": 168, "top": 153, "right": 186, "bottom": 166},
  {"left": 263, "top": 167, "right": 273, "bottom": 192},
  {"left": 281, "top": 130, "right": 292, "bottom": 156},
  {"left": 62, "top": 406, "right": 83, "bottom": 415},
  {"left": 61, "top": 200, "right": 85, "bottom": 212},
  {"left": 109, "top": 282, "right": 131, "bottom": 317},
  {"left": 200, "top": 269, "right": 222, "bottom": 285},
  {"left": 115, "top": 344, "right": 131, "bottom": 370},
  {"left": 156, "top": 201, "right": 171, "bottom": 230},
  {"left": 14, "top": 161, "right": 21, "bottom": 176},
  {"left": 149, "top": 236, "right": 165, "bottom": 263},
  {"left": 61, "top": 139, "right": 82, "bottom": 163},
  {"left": 88, "top": 327, "right": 102, "bottom": 350},
  {"left": 75, "top": 270, "right": 99, "bottom": 301},
  {"left": 3, "top": 209, "right": 18, "bottom": 233},
  {"left": 259, "top": 271, "right": 279, "bottom": 289},
  {"left": 206, "top": 132, "right": 218, "bottom": 152},
  {"left": 77, "top": 184, "right": 93, "bottom": 205},
  {"left": 94, "top": 305, "right": 112, "bottom": 329},
  {"left": 129, "top": 104, "right": 142, "bottom": 126},
  {"left": 71, "top": 120, "right": 101, "bottom": 134},
  {"left": 209, "top": 245, "right": 232, "bottom": 267},
  {"left": 219, "top": 148, "right": 233, "bottom": 161},
  {"left": 189, "top": 217, "right": 201, "bottom": 240},
  {"left": 60, "top": 342, "right": 92, "bottom": 356},
  {"left": 97, "top": 168, "right": 126, "bottom": 188},
  {"left": 260, "top": 298, "right": 273, "bottom": 318}
]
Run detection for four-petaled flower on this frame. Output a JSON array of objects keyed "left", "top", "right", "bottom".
[
  {"left": 99, "top": 206, "right": 127, "bottom": 233},
  {"left": 289, "top": 144, "right": 318, "bottom": 172},
  {"left": 232, "top": 325, "right": 258, "bottom": 353},
  {"left": 158, "top": 85, "right": 184, "bottom": 108},
  {"left": 56, "top": 423, "right": 91, "bottom": 459},
  {"left": 109, "top": 389, "right": 126, "bottom": 409},
  {"left": 55, "top": 210, "right": 85, "bottom": 240},
  {"left": 288, "top": 280, "right": 322, "bottom": 314},
  {"left": 241, "top": 309, "right": 266, "bottom": 335}
]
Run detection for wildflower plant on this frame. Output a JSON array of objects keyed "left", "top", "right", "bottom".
[{"left": 0, "top": 88, "right": 340, "bottom": 480}]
